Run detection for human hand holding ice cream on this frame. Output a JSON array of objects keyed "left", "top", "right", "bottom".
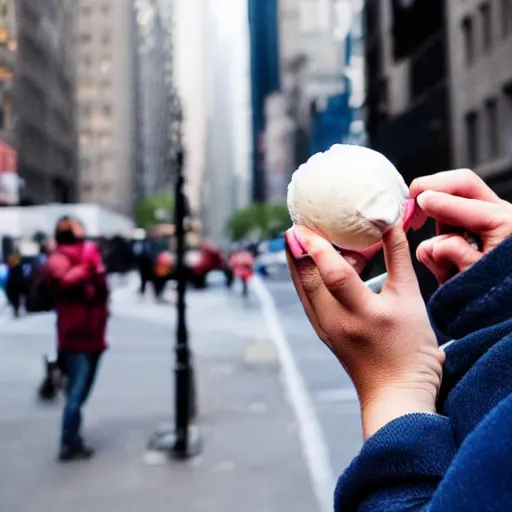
[{"left": 285, "top": 144, "right": 443, "bottom": 439}]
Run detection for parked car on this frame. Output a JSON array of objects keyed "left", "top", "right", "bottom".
[
  {"left": 183, "top": 241, "right": 225, "bottom": 288},
  {"left": 255, "top": 236, "right": 286, "bottom": 276}
]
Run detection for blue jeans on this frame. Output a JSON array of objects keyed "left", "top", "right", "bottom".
[{"left": 61, "top": 351, "right": 102, "bottom": 449}]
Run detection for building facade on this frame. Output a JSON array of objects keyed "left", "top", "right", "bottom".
[
  {"left": 133, "top": 0, "right": 173, "bottom": 203},
  {"left": 364, "top": 0, "right": 450, "bottom": 184},
  {"left": 76, "top": 0, "right": 136, "bottom": 216},
  {"left": 0, "top": 0, "right": 17, "bottom": 205},
  {"left": 14, "top": 0, "right": 78, "bottom": 205},
  {"left": 248, "top": 0, "right": 281, "bottom": 202},
  {"left": 201, "top": 0, "right": 252, "bottom": 246},
  {"left": 446, "top": 0, "right": 512, "bottom": 200},
  {"left": 362, "top": 0, "right": 449, "bottom": 301}
]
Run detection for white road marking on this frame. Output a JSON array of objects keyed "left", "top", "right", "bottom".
[
  {"left": 315, "top": 388, "right": 358, "bottom": 404},
  {"left": 252, "top": 275, "right": 336, "bottom": 512}
]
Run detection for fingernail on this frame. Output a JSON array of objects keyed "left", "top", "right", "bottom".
[{"left": 285, "top": 228, "right": 307, "bottom": 260}]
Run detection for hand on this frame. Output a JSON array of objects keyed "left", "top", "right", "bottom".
[
  {"left": 410, "top": 169, "right": 512, "bottom": 284},
  {"left": 286, "top": 224, "right": 444, "bottom": 439}
]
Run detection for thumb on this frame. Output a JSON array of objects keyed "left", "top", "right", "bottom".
[{"left": 382, "top": 222, "right": 417, "bottom": 291}]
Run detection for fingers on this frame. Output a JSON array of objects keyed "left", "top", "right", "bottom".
[
  {"left": 382, "top": 223, "right": 418, "bottom": 292},
  {"left": 293, "top": 225, "right": 373, "bottom": 311},
  {"left": 417, "top": 234, "right": 482, "bottom": 284},
  {"left": 286, "top": 250, "right": 330, "bottom": 343},
  {"left": 410, "top": 169, "right": 501, "bottom": 203},
  {"left": 417, "top": 191, "right": 502, "bottom": 234}
]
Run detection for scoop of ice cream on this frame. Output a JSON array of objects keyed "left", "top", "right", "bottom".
[{"left": 287, "top": 144, "right": 409, "bottom": 251}]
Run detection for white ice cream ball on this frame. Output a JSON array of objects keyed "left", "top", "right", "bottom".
[{"left": 287, "top": 144, "right": 409, "bottom": 251}]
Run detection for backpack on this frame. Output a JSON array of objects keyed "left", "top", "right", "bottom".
[{"left": 25, "top": 256, "right": 55, "bottom": 313}]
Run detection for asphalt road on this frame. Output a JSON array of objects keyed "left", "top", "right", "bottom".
[{"left": 261, "top": 270, "right": 362, "bottom": 477}]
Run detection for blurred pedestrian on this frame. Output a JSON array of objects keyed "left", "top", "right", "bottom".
[
  {"left": 228, "top": 246, "right": 254, "bottom": 297},
  {"left": 45, "top": 217, "right": 109, "bottom": 462},
  {"left": 5, "top": 250, "right": 25, "bottom": 318}
]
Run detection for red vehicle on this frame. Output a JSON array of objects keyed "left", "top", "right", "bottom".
[{"left": 147, "top": 223, "right": 225, "bottom": 289}]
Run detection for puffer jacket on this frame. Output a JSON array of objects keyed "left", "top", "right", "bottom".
[
  {"left": 46, "top": 241, "right": 108, "bottom": 353},
  {"left": 334, "top": 236, "right": 512, "bottom": 511}
]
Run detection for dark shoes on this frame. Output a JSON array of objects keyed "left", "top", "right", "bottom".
[{"left": 58, "top": 444, "right": 95, "bottom": 462}]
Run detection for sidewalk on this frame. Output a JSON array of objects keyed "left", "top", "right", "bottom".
[{"left": 0, "top": 278, "right": 319, "bottom": 512}]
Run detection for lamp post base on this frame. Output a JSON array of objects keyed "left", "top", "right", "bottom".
[{"left": 147, "top": 423, "right": 202, "bottom": 459}]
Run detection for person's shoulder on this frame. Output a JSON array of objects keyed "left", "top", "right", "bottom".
[{"left": 46, "top": 251, "right": 70, "bottom": 272}]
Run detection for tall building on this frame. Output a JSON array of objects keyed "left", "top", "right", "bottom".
[
  {"left": 265, "top": 0, "right": 351, "bottom": 202},
  {"left": 201, "top": 0, "right": 252, "bottom": 246},
  {"left": 0, "top": 0, "right": 18, "bottom": 205},
  {"left": 446, "top": 0, "right": 512, "bottom": 200},
  {"left": 248, "top": 0, "right": 280, "bottom": 202},
  {"left": 134, "top": 0, "right": 173, "bottom": 202},
  {"left": 364, "top": 0, "right": 450, "bottom": 184},
  {"left": 76, "top": 0, "right": 136, "bottom": 216},
  {"left": 173, "top": 0, "right": 208, "bottom": 217},
  {"left": 14, "top": 0, "right": 78, "bottom": 205},
  {"left": 363, "top": 0, "right": 449, "bottom": 302}
]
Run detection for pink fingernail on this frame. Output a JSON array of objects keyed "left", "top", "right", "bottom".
[
  {"left": 403, "top": 198, "right": 427, "bottom": 231},
  {"left": 285, "top": 228, "right": 307, "bottom": 259}
]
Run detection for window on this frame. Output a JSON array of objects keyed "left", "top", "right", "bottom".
[
  {"left": 101, "top": 32, "right": 111, "bottom": 46},
  {"left": 99, "top": 132, "right": 111, "bottom": 147},
  {"left": 480, "top": 3, "right": 492, "bottom": 52},
  {"left": 466, "top": 111, "right": 480, "bottom": 166},
  {"left": 502, "top": 0, "right": 512, "bottom": 36},
  {"left": 485, "top": 98, "right": 499, "bottom": 158},
  {"left": 462, "top": 16, "right": 475, "bottom": 65},
  {"left": 81, "top": 5, "right": 92, "bottom": 16},
  {"left": 102, "top": 105, "right": 112, "bottom": 118},
  {"left": 80, "top": 32, "right": 92, "bottom": 44},
  {"left": 80, "top": 104, "right": 91, "bottom": 118},
  {"left": 82, "top": 55, "right": 92, "bottom": 69},
  {"left": 100, "top": 79, "right": 111, "bottom": 91},
  {"left": 98, "top": 155, "right": 114, "bottom": 172},
  {"left": 101, "top": 4, "right": 110, "bottom": 16},
  {"left": 79, "top": 132, "right": 91, "bottom": 146},
  {"left": 100, "top": 59, "right": 111, "bottom": 74}
]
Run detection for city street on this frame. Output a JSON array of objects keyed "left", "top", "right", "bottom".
[
  {"left": 260, "top": 272, "right": 362, "bottom": 475},
  {"left": 0, "top": 274, "right": 326, "bottom": 512}
]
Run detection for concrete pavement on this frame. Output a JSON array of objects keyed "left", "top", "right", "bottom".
[{"left": 0, "top": 276, "right": 318, "bottom": 512}]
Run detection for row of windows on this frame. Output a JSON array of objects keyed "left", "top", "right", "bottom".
[
  {"left": 462, "top": 0, "right": 512, "bottom": 66},
  {"left": 79, "top": 31, "right": 111, "bottom": 46},
  {"left": 80, "top": 103, "right": 113, "bottom": 119},
  {"left": 80, "top": 56, "right": 112, "bottom": 76},
  {"left": 81, "top": 4, "right": 110, "bottom": 17},
  {"left": 79, "top": 131, "right": 112, "bottom": 148},
  {"left": 465, "top": 84, "right": 512, "bottom": 166}
]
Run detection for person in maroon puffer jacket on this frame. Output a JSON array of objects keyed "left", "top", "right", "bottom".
[{"left": 46, "top": 217, "right": 109, "bottom": 461}]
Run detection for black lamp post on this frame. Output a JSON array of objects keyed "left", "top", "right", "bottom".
[{"left": 148, "top": 94, "right": 200, "bottom": 459}]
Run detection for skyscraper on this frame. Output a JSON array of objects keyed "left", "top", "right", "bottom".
[
  {"left": 134, "top": 0, "right": 173, "bottom": 202},
  {"left": 14, "top": 0, "right": 78, "bottom": 205},
  {"left": 76, "top": 0, "right": 136, "bottom": 216},
  {"left": 248, "top": 0, "right": 280, "bottom": 202}
]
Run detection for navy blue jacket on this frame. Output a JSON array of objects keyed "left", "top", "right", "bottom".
[{"left": 334, "top": 237, "right": 512, "bottom": 511}]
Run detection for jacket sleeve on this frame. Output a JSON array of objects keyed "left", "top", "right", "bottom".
[
  {"left": 335, "top": 398, "right": 512, "bottom": 512},
  {"left": 334, "top": 414, "right": 457, "bottom": 512},
  {"left": 46, "top": 253, "right": 94, "bottom": 288}
]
